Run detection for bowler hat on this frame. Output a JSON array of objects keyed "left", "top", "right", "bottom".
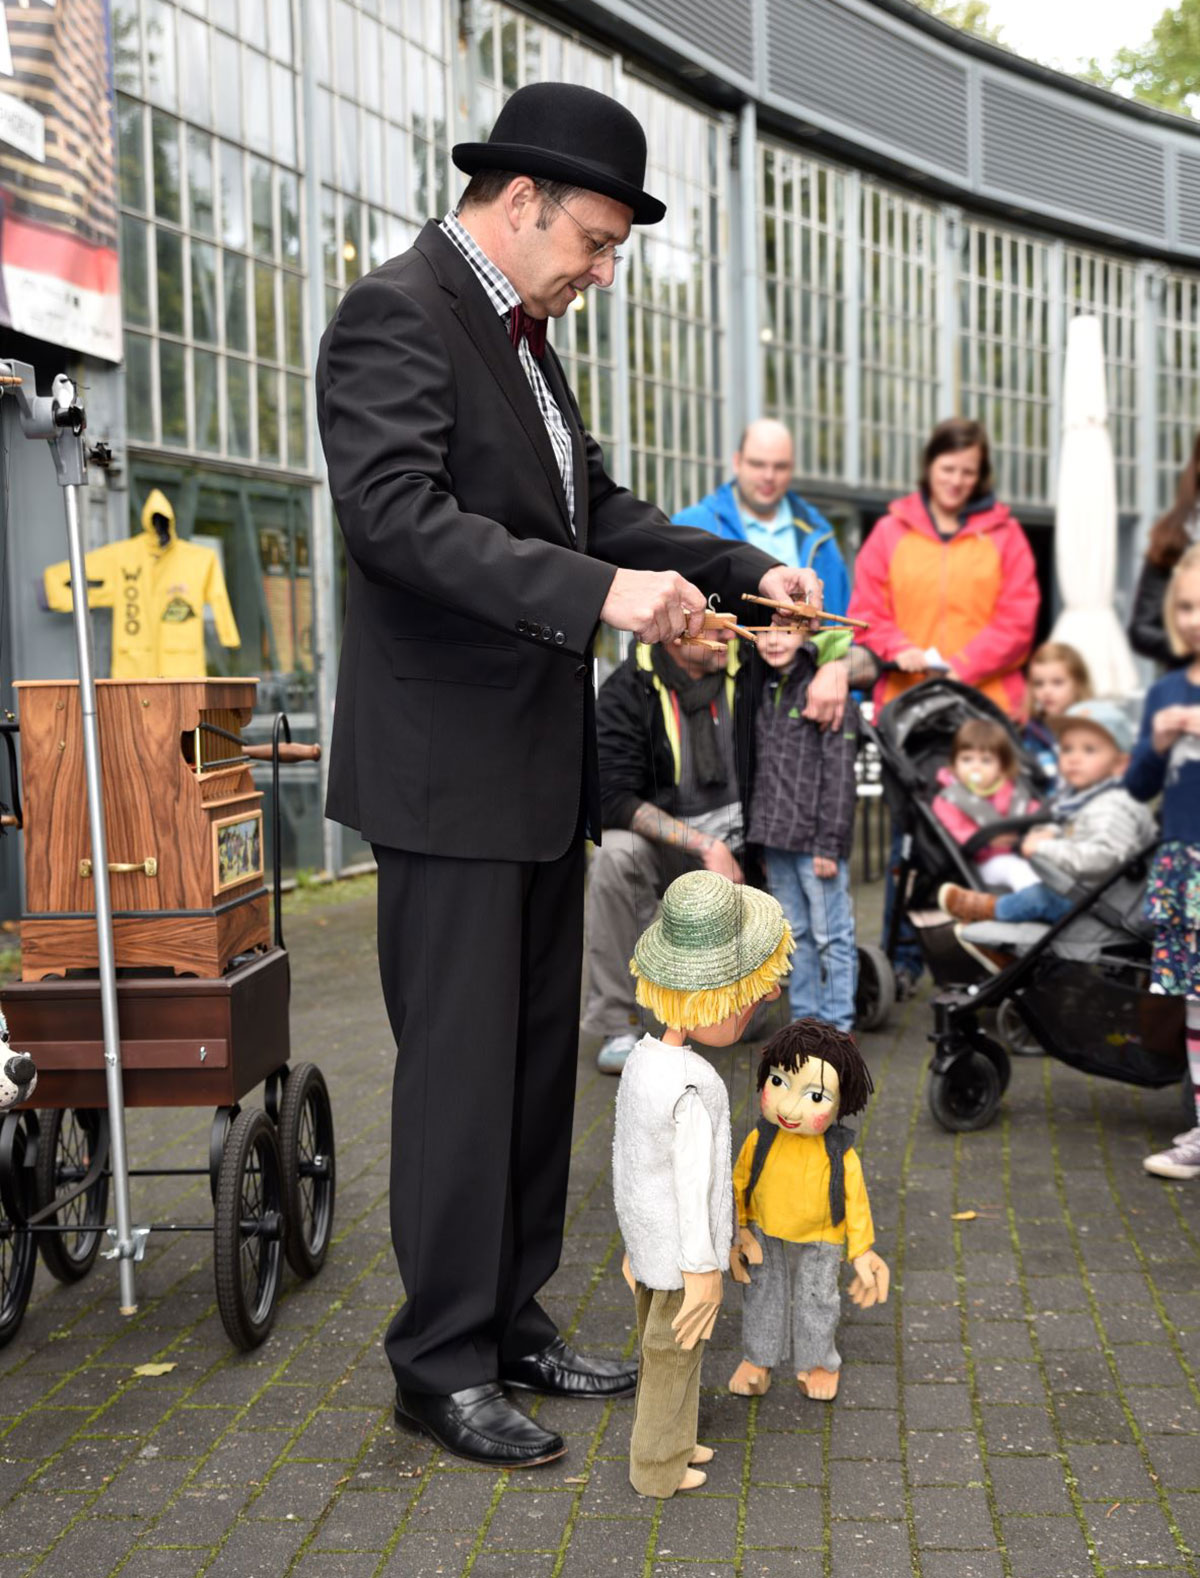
[{"left": 452, "top": 82, "right": 666, "bottom": 225}]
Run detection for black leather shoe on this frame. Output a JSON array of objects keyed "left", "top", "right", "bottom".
[
  {"left": 393, "top": 1383, "right": 565, "bottom": 1468},
  {"left": 501, "top": 1336, "right": 638, "bottom": 1398}
]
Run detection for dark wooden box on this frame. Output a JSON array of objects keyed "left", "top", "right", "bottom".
[{"left": 1, "top": 949, "right": 290, "bottom": 1109}]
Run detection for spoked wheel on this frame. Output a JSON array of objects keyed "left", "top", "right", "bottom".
[
  {"left": 277, "top": 1064, "right": 335, "bottom": 1279},
  {"left": 996, "top": 999, "right": 1044, "bottom": 1060},
  {"left": 214, "top": 1108, "right": 284, "bottom": 1351},
  {"left": 928, "top": 1050, "right": 1002, "bottom": 1133},
  {"left": 33, "top": 1109, "right": 109, "bottom": 1283},
  {"left": 0, "top": 1112, "right": 39, "bottom": 1346},
  {"left": 855, "top": 944, "right": 896, "bottom": 1032}
]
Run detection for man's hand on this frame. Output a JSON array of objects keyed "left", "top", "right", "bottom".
[
  {"left": 804, "top": 659, "right": 848, "bottom": 731},
  {"left": 812, "top": 855, "right": 838, "bottom": 879},
  {"left": 671, "top": 1269, "right": 723, "bottom": 1350},
  {"left": 729, "top": 1227, "right": 763, "bottom": 1285},
  {"left": 701, "top": 839, "right": 744, "bottom": 884},
  {"left": 847, "top": 1250, "right": 890, "bottom": 1308},
  {"left": 758, "top": 565, "right": 823, "bottom": 614},
  {"left": 601, "top": 569, "right": 708, "bottom": 645}
]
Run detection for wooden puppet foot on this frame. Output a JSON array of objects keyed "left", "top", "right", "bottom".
[
  {"left": 728, "top": 1360, "right": 771, "bottom": 1396},
  {"left": 689, "top": 1444, "right": 714, "bottom": 1465},
  {"left": 796, "top": 1367, "right": 840, "bottom": 1401},
  {"left": 678, "top": 1467, "right": 707, "bottom": 1490}
]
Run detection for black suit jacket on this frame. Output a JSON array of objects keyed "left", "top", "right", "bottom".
[{"left": 316, "top": 220, "right": 775, "bottom": 861}]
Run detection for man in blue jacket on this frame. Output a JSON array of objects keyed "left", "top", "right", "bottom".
[{"left": 673, "top": 419, "right": 851, "bottom": 617}]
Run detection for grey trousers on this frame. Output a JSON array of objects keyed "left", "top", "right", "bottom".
[
  {"left": 580, "top": 831, "right": 699, "bottom": 1038},
  {"left": 741, "top": 1227, "right": 843, "bottom": 1374}
]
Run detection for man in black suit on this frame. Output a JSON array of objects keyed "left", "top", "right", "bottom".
[{"left": 316, "top": 82, "right": 844, "bottom": 1470}]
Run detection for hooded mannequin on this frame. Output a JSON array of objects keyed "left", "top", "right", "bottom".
[{"left": 44, "top": 489, "right": 240, "bottom": 679}]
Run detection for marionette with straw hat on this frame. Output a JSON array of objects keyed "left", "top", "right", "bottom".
[{"left": 612, "top": 870, "right": 793, "bottom": 1498}]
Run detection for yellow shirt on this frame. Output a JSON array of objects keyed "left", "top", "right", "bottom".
[
  {"left": 44, "top": 489, "right": 239, "bottom": 680},
  {"left": 732, "top": 1126, "right": 875, "bottom": 1262}
]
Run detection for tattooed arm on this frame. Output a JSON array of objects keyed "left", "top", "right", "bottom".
[{"left": 629, "top": 802, "right": 743, "bottom": 883}]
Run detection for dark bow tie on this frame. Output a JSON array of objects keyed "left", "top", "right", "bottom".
[{"left": 509, "top": 305, "right": 547, "bottom": 359}]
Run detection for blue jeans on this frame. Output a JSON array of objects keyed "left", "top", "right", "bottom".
[
  {"left": 764, "top": 850, "right": 857, "bottom": 1032},
  {"left": 993, "top": 883, "right": 1073, "bottom": 924}
]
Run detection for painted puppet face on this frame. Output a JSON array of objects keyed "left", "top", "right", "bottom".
[{"left": 760, "top": 1056, "right": 841, "bottom": 1135}]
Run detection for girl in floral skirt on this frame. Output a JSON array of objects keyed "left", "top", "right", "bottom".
[{"left": 1127, "top": 543, "right": 1200, "bottom": 1179}]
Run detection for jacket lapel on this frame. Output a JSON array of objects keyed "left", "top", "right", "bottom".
[{"left": 415, "top": 223, "right": 575, "bottom": 545}]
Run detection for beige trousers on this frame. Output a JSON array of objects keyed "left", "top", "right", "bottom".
[{"left": 629, "top": 1282, "right": 705, "bottom": 1498}]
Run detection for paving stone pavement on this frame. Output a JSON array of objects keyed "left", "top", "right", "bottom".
[{"left": 0, "top": 875, "right": 1196, "bottom": 1577}]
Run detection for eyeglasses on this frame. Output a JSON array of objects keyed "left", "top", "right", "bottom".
[{"left": 536, "top": 186, "right": 624, "bottom": 267}]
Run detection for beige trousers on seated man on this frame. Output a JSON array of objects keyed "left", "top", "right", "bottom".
[{"left": 581, "top": 806, "right": 741, "bottom": 1040}]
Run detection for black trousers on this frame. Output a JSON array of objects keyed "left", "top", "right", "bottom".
[{"left": 373, "top": 835, "right": 586, "bottom": 1395}]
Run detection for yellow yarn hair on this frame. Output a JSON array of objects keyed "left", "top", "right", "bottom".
[{"left": 630, "top": 924, "right": 795, "bottom": 1032}]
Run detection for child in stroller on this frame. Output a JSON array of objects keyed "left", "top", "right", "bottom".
[{"left": 938, "top": 700, "right": 1154, "bottom": 974}]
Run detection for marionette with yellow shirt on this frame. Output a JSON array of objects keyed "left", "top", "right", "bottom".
[
  {"left": 728, "top": 1018, "right": 889, "bottom": 1403},
  {"left": 614, "top": 870, "right": 793, "bottom": 1499},
  {"left": 43, "top": 489, "right": 240, "bottom": 679}
]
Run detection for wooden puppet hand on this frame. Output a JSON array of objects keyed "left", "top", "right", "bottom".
[
  {"left": 621, "top": 1252, "right": 635, "bottom": 1293},
  {"left": 671, "top": 1269, "right": 723, "bottom": 1350},
  {"left": 848, "top": 1251, "right": 890, "bottom": 1309},
  {"left": 729, "top": 1226, "right": 764, "bottom": 1285}
]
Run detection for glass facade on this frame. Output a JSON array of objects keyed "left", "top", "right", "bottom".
[
  {"left": 87, "top": 0, "right": 1200, "bottom": 878},
  {"left": 759, "top": 141, "right": 847, "bottom": 482},
  {"left": 1158, "top": 272, "right": 1200, "bottom": 511},
  {"left": 859, "top": 182, "right": 941, "bottom": 495}
]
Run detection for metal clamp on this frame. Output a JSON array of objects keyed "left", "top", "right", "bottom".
[
  {"left": 104, "top": 1224, "right": 151, "bottom": 1262},
  {"left": 79, "top": 857, "right": 158, "bottom": 878}
]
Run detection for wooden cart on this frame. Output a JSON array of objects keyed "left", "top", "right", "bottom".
[{"left": 0, "top": 681, "right": 334, "bottom": 1349}]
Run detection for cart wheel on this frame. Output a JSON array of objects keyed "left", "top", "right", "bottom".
[
  {"left": 0, "top": 1112, "right": 38, "bottom": 1347},
  {"left": 277, "top": 1063, "right": 335, "bottom": 1279},
  {"left": 928, "top": 1050, "right": 1002, "bottom": 1133},
  {"left": 33, "top": 1109, "right": 109, "bottom": 1283},
  {"left": 996, "top": 999, "right": 1043, "bottom": 1059},
  {"left": 855, "top": 945, "right": 895, "bottom": 1032},
  {"left": 214, "top": 1108, "right": 284, "bottom": 1351}
]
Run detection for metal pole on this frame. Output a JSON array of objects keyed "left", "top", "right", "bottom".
[{"left": 62, "top": 481, "right": 138, "bottom": 1313}]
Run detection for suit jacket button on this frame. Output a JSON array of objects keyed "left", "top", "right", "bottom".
[
  {"left": 517, "top": 618, "right": 527, "bottom": 633},
  {"left": 574, "top": 664, "right": 587, "bottom": 679},
  {"left": 541, "top": 624, "right": 552, "bottom": 641},
  {"left": 554, "top": 631, "right": 565, "bottom": 646}
]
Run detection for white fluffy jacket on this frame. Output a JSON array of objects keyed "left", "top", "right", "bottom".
[{"left": 612, "top": 1034, "right": 734, "bottom": 1292}]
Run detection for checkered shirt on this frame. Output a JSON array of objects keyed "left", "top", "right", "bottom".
[{"left": 440, "top": 211, "right": 576, "bottom": 532}]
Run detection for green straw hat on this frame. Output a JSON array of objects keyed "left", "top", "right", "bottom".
[{"left": 630, "top": 870, "right": 793, "bottom": 1032}]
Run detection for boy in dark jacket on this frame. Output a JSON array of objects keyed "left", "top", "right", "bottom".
[{"left": 749, "top": 627, "right": 860, "bottom": 1031}]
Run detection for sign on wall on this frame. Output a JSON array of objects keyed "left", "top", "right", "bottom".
[{"left": 0, "top": 0, "right": 121, "bottom": 361}]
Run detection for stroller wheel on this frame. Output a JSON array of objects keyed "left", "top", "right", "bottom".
[
  {"left": 1181, "top": 1071, "right": 1197, "bottom": 1135},
  {"left": 855, "top": 945, "right": 895, "bottom": 1032},
  {"left": 928, "top": 1050, "right": 1002, "bottom": 1132},
  {"left": 996, "top": 999, "right": 1044, "bottom": 1059}
]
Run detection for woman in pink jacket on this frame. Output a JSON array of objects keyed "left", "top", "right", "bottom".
[{"left": 849, "top": 418, "right": 1041, "bottom": 720}]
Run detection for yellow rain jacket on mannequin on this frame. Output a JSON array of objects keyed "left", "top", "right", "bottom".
[{"left": 44, "top": 489, "right": 240, "bottom": 680}]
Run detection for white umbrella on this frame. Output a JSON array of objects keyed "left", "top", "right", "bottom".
[{"left": 1049, "top": 313, "right": 1138, "bottom": 696}]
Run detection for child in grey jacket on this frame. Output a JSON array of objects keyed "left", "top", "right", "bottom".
[
  {"left": 748, "top": 627, "right": 859, "bottom": 1030},
  {"left": 938, "top": 700, "right": 1154, "bottom": 941}
]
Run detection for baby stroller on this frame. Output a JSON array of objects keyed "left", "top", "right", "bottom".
[
  {"left": 927, "top": 838, "right": 1192, "bottom": 1131},
  {"left": 855, "top": 678, "right": 1051, "bottom": 1030}
]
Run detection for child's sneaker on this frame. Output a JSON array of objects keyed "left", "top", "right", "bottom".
[{"left": 1143, "top": 1127, "right": 1200, "bottom": 1180}]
